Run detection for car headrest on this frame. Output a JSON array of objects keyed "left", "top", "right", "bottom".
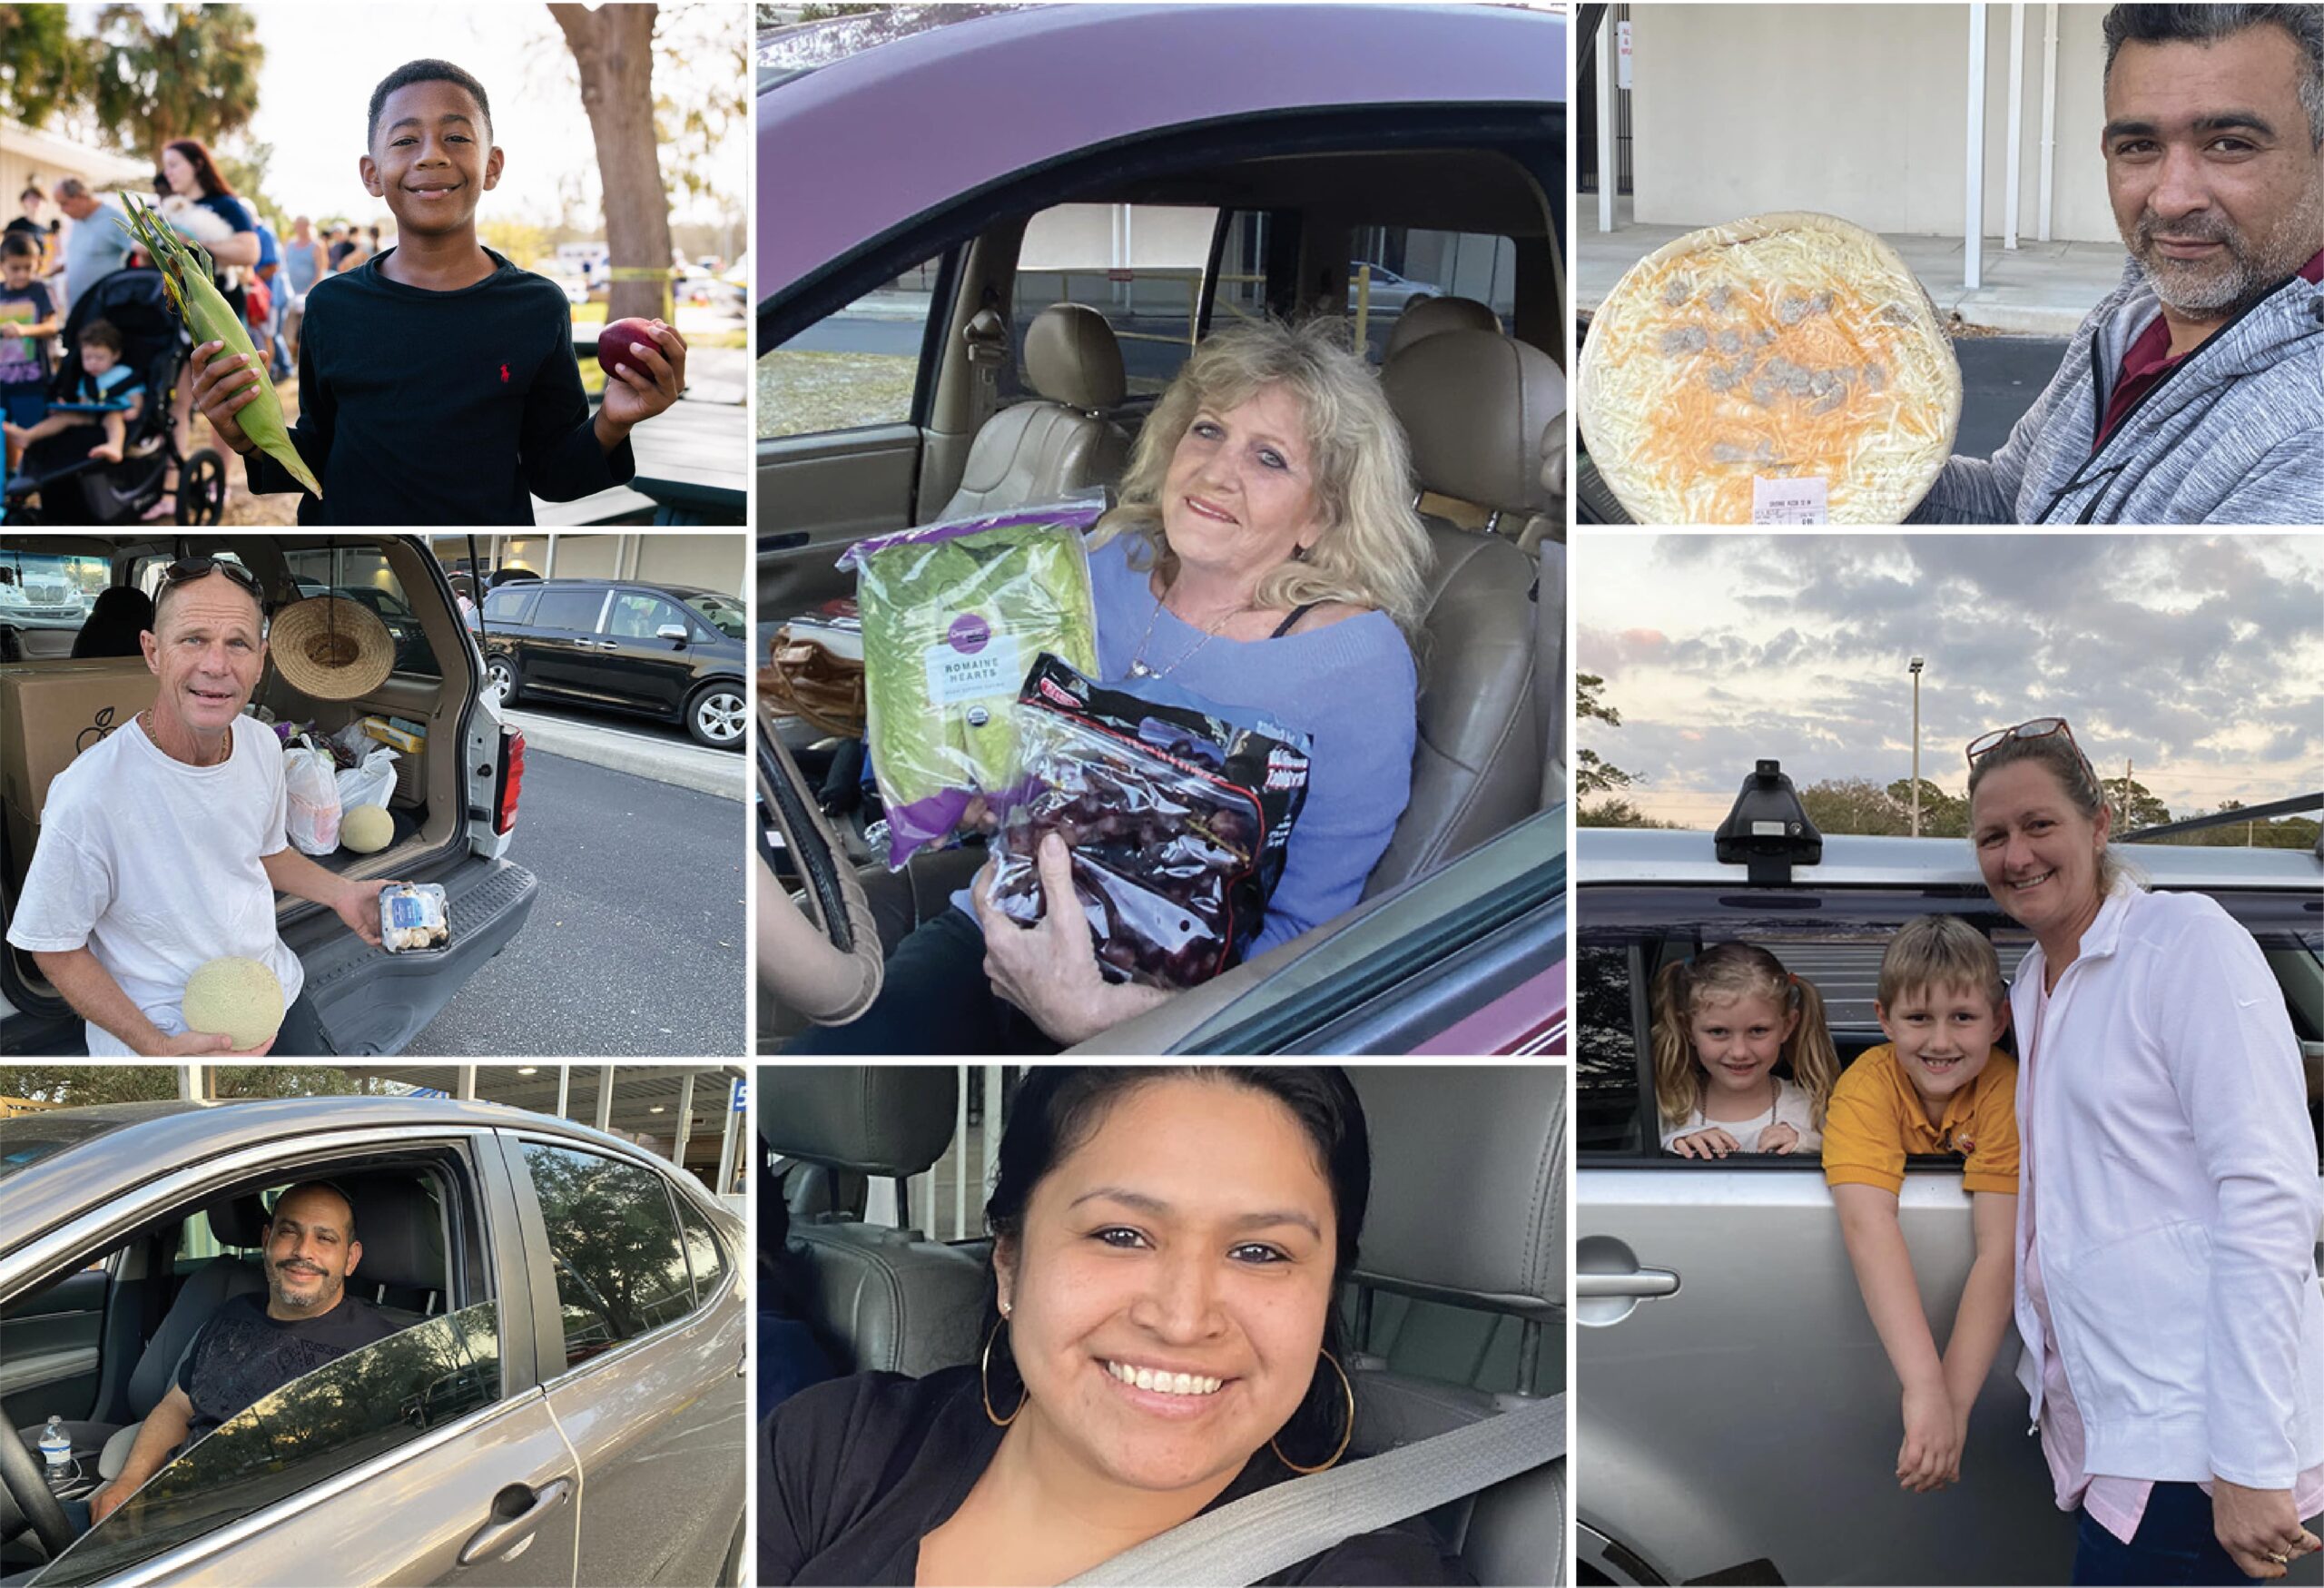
[
  {"left": 1024, "top": 303, "right": 1127, "bottom": 413},
  {"left": 1382, "top": 293, "right": 1502, "bottom": 364},
  {"left": 330, "top": 1177, "right": 445, "bottom": 1295},
  {"left": 1348, "top": 1068, "right": 1564, "bottom": 1316},
  {"left": 1383, "top": 330, "right": 1566, "bottom": 514},
  {"left": 759, "top": 1066, "right": 958, "bottom": 1179},
  {"left": 203, "top": 1191, "right": 268, "bottom": 1248}
]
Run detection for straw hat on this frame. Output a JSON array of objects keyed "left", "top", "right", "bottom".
[{"left": 269, "top": 597, "right": 394, "bottom": 701}]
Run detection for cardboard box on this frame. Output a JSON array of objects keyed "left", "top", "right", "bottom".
[{"left": 0, "top": 659, "right": 160, "bottom": 823}]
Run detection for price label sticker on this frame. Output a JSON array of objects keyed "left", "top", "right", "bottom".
[{"left": 1752, "top": 476, "right": 1830, "bottom": 525}]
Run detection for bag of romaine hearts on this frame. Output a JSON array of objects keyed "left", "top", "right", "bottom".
[
  {"left": 842, "top": 501, "right": 1101, "bottom": 868},
  {"left": 989, "top": 654, "right": 1313, "bottom": 991}
]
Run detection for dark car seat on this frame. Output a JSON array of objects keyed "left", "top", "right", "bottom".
[
  {"left": 335, "top": 1176, "right": 450, "bottom": 1327},
  {"left": 1364, "top": 330, "right": 1562, "bottom": 894},
  {"left": 932, "top": 302, "right": 1129, "bottom": 521},
  {"left": 70, "top": 587, "right": 154, "bottom": 659},
  {"left": 758, "top": 1067, "right": 987, "bottom": 1378},
  {"left": 30, "top": 1192, "right": 267, "bottom": 1471},
  {"left": 1344, "top": 1067, "right": 1566, "bottom": 1586}
]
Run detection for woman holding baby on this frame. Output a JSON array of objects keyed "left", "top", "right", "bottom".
[
  {"left": 1966, "top": 717, "right": 2322, "bottom": 1584},
  {"left": 153, "top": 137, "right": 258, "bottom": 508}
]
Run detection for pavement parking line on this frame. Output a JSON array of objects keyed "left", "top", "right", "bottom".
[{"left": 503, "top": 708, "right": 746, "bottom": 801}]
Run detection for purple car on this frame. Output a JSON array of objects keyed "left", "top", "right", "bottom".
[{"left": 756, "top": 2, "right": 1566, "bottom": 1057}]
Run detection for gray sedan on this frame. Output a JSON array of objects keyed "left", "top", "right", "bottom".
[{"left": 0, "top": 1097, "right": 746, "bottom": 1586}]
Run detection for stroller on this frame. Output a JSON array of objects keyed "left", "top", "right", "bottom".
[{"left": 1, "top": 266, "right": 229, "bottom": 526}]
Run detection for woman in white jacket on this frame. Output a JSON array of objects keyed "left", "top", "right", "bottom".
[{"left": 1966, "top": 717, "right": 2323, "bottom": 1584}]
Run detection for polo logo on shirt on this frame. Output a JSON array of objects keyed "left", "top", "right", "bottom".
[{"left": 498, "top": 362, "right": 509, "bottom": 384}]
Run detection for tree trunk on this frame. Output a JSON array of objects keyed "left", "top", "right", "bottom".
[{"left": 548, "top": 3, "right": 675, "bottom": 327}]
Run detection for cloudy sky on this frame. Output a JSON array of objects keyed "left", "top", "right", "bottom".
[
  {"left": 239, "top": 4, "right": 745, "bottom": 231},
  {"left": 1574, "top": 533, "right": 2324, "bottom": 828}
]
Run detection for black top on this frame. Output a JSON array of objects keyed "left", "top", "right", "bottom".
[
  {"left": 172, "top": 1291, "right": 397, "bottom": 1446},
  {"left": 761, "top": 1366, "right": 1470, "bottom": 1586},
  {"left": 242, "top": 246, "right": 635, "bottom": 525}
]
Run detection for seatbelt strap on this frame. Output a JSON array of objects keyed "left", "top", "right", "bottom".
[{"left": 1064, "top": 1393, "right": 1565, "bottom": 1587}]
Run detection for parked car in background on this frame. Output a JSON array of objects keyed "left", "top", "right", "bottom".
[
  {"left": 0, "top": 1095, "right": 746, "bottom": 1586},
  {"left": 479, "top": 578, "right": 749, "bottom": 750},
  {"left": 0, "top": 536, "right": 535, "bottom": 1058},
  {"left": 1573, "top": 769, "right": 2324, "bottom": 1586}
]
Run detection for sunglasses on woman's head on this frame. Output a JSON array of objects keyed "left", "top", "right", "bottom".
[{"left": 1965, "top": 716, "right": 2091, "bottom": 776}]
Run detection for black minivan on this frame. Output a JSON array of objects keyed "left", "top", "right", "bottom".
[{"left": 479, "top": 578, "right": 749, "bottom": 748}]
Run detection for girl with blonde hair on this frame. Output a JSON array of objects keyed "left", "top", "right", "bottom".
[{"left": 1649, "top": 941, "right": 1841, "bottom": 1159}]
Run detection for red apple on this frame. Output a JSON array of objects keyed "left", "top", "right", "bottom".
[{"left": 596, "top": 317, "right": 663, "bottom": 381}]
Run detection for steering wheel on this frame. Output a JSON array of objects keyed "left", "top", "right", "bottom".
[
  {"left": 0, "top": 1421, "right": 77, "bottom": 1560},
  {"left": 756, "top": 703, "right": 884, "bottom": 1025}
]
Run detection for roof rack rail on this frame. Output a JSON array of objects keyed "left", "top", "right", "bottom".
[{"left": 2120, "top": 790, "right": 2322, "bottom": 855}]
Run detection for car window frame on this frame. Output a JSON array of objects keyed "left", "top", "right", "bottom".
[
  {"left": 499, "top": 1132, "right": 724, "bottom": 1391},
  {"left": 8, "top": 1126, "right": 544, "bottom": 1586},
  {"left": 479, "top": 585, "right": 540, "bottom": 627}
]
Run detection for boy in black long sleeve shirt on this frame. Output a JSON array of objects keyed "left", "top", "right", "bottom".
[{"left": 190, "top": 58, "right": 686, "bottom": 526}]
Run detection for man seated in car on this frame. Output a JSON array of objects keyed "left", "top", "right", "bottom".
[
  {"left": 4, "top": 557, "right": 392, "bottom": 1056},
  {"left": 86, "top": 1182, "right": 395, "bottom": 1524}
]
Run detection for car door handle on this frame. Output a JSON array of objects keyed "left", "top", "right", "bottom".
[
  {"left": 1576, "top": 1268, "right": 1680, "bottom": 1300},
  {"left": 458, "top": 1476, "right": 573, "bottom": 1567}
]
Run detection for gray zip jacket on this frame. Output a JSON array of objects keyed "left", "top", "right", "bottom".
[{"left": 1910, "top": 259, "right": 2324, "bottom": 524}]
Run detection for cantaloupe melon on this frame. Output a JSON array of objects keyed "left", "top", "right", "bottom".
[
  {"left": 182, "top": 956, "right": 285, "bottom": 1051},
  {"left": 341, "top": 804, "right": 393, "bottom": 854}
]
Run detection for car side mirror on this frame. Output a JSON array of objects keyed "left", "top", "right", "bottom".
[{"left": 656, "top": 624, "right": 690, "bottom": 645}]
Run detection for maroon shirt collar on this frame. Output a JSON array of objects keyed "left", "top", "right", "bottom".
[{"left": 2094, "top": 244, "right": 2324, "bottom": 452}]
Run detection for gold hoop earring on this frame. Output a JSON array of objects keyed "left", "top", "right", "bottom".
[
  {"left": 981, "top": 1317, "right": 1026, "bottom": 1427},
  {"left": 1270, "top": 1348, "right": 1354, "bottom": 1475}
]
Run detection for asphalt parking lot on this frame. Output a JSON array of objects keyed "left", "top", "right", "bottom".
[{"left": 408, "top": 750, "right": 745, "bottom": 1056}]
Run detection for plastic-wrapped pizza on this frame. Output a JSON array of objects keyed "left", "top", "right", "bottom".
[{"left": 1579, "top": 212, "right": 1962, "bottom": 524}]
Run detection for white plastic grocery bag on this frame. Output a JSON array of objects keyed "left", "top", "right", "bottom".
[
  {"left": 335, "top": 745, "right": 399, "bottom": 814},
  {"left": 283, "top": 738, "right": 342, "bottom": 854}
]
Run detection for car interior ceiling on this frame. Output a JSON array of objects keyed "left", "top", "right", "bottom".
[{"left": 0, "top": 537, "right": 470, "bottom": 1006}]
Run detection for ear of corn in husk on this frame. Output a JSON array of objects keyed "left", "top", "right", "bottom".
[{"left": 123, "top": 193, "right": 322, "bottom": 498}]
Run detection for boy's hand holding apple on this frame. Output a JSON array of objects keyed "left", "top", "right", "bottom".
[{"left": 593, "top": 317, "right": 688, "bottom": 449}]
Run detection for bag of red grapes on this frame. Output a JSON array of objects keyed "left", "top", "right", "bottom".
[{"left": 989, "top": 654, "right": 1313, "bottom": 990}]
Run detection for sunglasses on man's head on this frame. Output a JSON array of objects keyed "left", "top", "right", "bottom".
[{"left": 161, "top": 556, "right": 263, "bottom": 599}]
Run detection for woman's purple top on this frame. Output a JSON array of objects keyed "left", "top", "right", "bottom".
[{"left": 951, "top": 530, "right": 1418, "bottom": 958}]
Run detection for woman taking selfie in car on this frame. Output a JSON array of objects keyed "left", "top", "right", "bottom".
[
  {"left": 1965, "top": 718, "right": 2323, "bottom": 1584},
  {"left": 788, "top": 318, "right": 1431, "bottom": 1055},
  {"left": 759, "top": 1066, "right": 1464, "bottom": 1585}
]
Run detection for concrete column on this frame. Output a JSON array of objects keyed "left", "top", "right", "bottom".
[
  {"left": 595, "top": 1065, "right": 614, "bottom": 1133},
  {"left": 1965, "top": 4, "right": 1988, "bottom": 291},
  {"left": 2004, "top": 1, "right": 2025, "bottom": 250},
  {"left": 1596, "top": 18, "right": 1617, "bottom": 232},
  {"left": 454, "top": 1066, "right": 477, "bottom": 1101},
  {"left": 714, "top": 1078, "right": 742, "bottom": 1193},
  {"left": 2037, "top": 2, "right": 2060, "bottom": 242},
  {"left": 542, "top": 535, "right": 558, "bottom": 581},
  {"left": 177, "top": 1065, "right": 202, "bottom": 1100},
  {"left": 981, "top": 1066, "right": 1005, "bottom": 1218},
  {"left": 555, "top": 1067, "right": 570, "bottom": 1119},
  {"left": 673, "top": 1070, "right": 696, "bottom": 1170}
]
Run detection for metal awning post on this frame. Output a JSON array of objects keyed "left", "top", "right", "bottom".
[
  {"left": 715, "top": 1078, "right": 742, "bottom": 1194},
  {"left": 595, "top": 1065, "right": 614, "bottom": 1133},
  {"left": 2037, "top": 1, "right": 2060, "bottom": 241},
  {"left": 555, "top": 1067, "right": 570, "bottom": 1119},
  {"left": 2004, "top": 1, "right": 2025, "bottom": 250},
  {"left": 1596, "top": 15, "right": 1618, "bottom": 232},
  {"left": 673, "top": 1070, "right": 696, "bottom": 1171}
]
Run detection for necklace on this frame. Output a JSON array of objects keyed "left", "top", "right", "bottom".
[
  {"left": 139, "top": 708, "right": 231, "bottom": 768},
  {"left": 1127, "top": 587, "right": 1249, "bottom": 680}
]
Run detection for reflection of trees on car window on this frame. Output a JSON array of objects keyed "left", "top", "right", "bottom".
[
  {"left": 522, "top": 1145, "right": 694, "bottom": 1366},
  {"left": 45, "top": 1306, "right": 499, "bottom": 1588},
  {"left": 683, "top": 593, "right": 745, "bottom": 640}
]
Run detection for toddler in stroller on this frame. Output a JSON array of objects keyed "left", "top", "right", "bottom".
[{"left": 0, "top": 266, "right": 227, "bottom": 525}]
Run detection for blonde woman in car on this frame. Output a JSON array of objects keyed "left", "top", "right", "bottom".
[{"left": 1966, "top": 716, "right": 2322, "bottom": 1583}]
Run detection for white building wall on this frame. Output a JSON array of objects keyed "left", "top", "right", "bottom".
[{"left": 1630, "top": 4, "right": 2117, "bottom": 244}]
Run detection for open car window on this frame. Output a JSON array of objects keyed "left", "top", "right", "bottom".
[{"left": 34, "top": 1303, "right": 502, "bottom": 1588}]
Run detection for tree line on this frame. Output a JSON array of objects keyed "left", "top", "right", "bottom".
[{"left": 1576, "top": 676, "right": 2320, "bottom": 848}]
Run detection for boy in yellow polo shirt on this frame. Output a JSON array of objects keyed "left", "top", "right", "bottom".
[{"left": 1824, "top": 914, "right": 2019, "bottom": 1497}]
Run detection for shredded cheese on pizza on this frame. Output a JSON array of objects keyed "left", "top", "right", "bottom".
[{"left": 1580, "top": 212, "right": 1963, "bottom": 524}]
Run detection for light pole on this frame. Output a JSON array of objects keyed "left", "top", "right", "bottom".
[{"left": 1909, "top": 657, "right": 1926, "bottom": 836}]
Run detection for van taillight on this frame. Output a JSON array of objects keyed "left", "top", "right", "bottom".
[{"left": 496, "top": 731, "right": 526, "bottom": 835}]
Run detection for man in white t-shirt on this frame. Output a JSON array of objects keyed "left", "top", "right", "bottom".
[{"left": 5, "top": 558, "right": 392, "bottom": 1056}]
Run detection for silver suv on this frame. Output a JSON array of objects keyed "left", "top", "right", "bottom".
[
  {"left": 1573, "top": 780, "right": 2324, "bottom": 1585},
  {"left": 0, "top": 536, "right": 537, "bottom": 1056}
]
